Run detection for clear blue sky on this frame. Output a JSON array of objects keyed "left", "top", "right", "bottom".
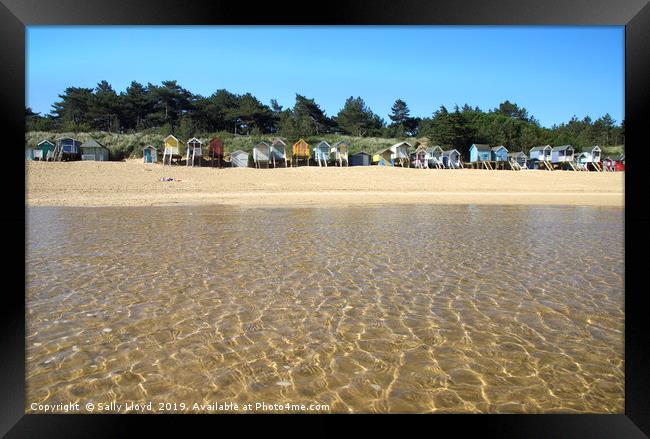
[{"left": 26, "top": 26, "right": 624, "bottom": 128}]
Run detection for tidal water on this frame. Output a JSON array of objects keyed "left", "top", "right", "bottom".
[{"left": 26, "top": 205, "right": 624, "bottom": 413}]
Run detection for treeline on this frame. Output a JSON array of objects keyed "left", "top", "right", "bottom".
[{"left": 26, "top": 80, "right": 624, "bottom": 156}]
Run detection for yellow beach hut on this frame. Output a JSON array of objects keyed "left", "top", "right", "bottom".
[
  {"left": 162, "top": 135, "right": 182, "bottom": 166},
  {"left": 292, "top": 138, "right": 310, "bottom": 167},
  {"left": 373, "top": 148, "right": 393, "bottom": 166}
]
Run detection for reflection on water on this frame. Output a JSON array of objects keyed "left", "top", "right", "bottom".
[{"left": 26, "top": 205, "right": 624, "bottom": 413}]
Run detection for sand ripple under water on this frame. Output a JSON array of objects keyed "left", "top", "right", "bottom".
[{"left": 26, "top": 204, "right": 624, "bottom": 413}]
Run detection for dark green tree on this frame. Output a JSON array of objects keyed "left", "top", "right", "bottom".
[{"left": 335, "top": 96, "right": 383, "bottom": 136}]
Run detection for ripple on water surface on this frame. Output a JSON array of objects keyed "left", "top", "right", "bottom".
[{"left": 26, "top": 204, "right": 624, "bottom": 413}]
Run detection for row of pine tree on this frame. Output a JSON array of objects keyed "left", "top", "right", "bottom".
[{"left": 26, "top": 80, "right": 623, "bottom": 152}]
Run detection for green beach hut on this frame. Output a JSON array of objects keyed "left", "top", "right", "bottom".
[
  {"left": 80, "top": 139, "right": 110, "bottom": 161},
  {"left": 34, "top": 139, "right": 55, "bottom": 161}
]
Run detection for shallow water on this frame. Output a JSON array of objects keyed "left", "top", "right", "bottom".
[{"left": 26, "top": 204, "right": 624, "bottom": 413}]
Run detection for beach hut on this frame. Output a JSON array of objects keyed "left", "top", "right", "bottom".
[
  {"left": 507, "top": 152, "right": 527, "bottom": 170},
  {"left": 162, "top": 135, "right": 181, "bottom": 166},
  {"left": 253, "top": 141, "right": 271, "bottom": 168},
  {"left": 313, "top": 141, "right": 331, "bottom": 167},
  {"left": 615, "top": 154, "right": 625, "bottom": 171},
  {"left": 441, "top": 149, "right": 462, "bottom": 168},
  {"left": 292, "top": 138, "right": 310, "bottom": 166},
  {"left": 574, "top": 152, "right": 592, "bottom": 170},
  {"left": 208, "top": 138, "right": 224, "bottom": 168},
  {"left": 529, "top": 145, "right": 552, "bottom": 162},
  {"left": 51, "top": 137, "right": 82, "bottom": 161},
  {"left": 602, "top": 157, "right": 615, "bottom": 171},
  {"left": 143, "top": 145, "right": 157, "bottom": 163},
  {"left": 389, "top": 141, "right": 411, "bottom": 167},
  {"left": 374, "top": 148, "right": 393, "bottom": 166},
  {"left": 270, "top": 138, "right": 288, "bottom": 168},
  {"left": 330, "top": 141, "right": 349, "bottom": 166},
  {"left": 349, "top": 151, "right": 372, "bottom": 166},
  {"left": 80, "top": 139, "right": 110, "bottom": 161},
  {"left": 491, "top": 145, "right": 508, "bottom": 162},
  {"left": 185, "top": 137, "right": 203, "bottom": 167},
  {"left": 25, "top": 147, "right": 34, "bottom": 161},
  {"left": 551, "top": 145, "right": 575, "bottom": 164},
  {"left": 425, "top": 145, "right": 444, "bottom": 169},
  {"left": 230, "top": 150, "right": 249, "bottom": 168},
  {"left": 585, "top": 145, "right": 602, "bottom": 163},
  {"left": 35, "top": 139, "right": 54, "bottom": 161},
  {"left": 412, "top": 145, "right": 429, "bottom": 168},
  {"left": 469, "top": 144, "right": 491, "bottom": 163}
]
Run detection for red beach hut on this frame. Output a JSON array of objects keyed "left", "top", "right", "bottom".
[{"left": 209, "top": 138, "right": 224, "bottom": 168}]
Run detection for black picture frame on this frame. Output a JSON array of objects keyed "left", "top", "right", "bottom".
[{"left": 3, "top": 0, "right": 648, "bottom": 436}]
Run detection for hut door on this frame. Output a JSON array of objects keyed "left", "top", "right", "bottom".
[{"left": 144, "top": 149, "right": 151, "bottom": 162}]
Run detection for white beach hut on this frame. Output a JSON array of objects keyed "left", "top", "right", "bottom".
[
  {"left": 253, "top": 141, "right": 271, "bottom": 168},
  {"left": 426, "top": 145, "right": 444, "bottom": 168},
  {"left": 330, "top": 141, "right": 349, "bottom": 166},
  {"left": 586, "top": 145, "right": 602, "bottom": 163},
  {"left": 441, "top": 149, "right": 462, "bottom": 169},
  {"left": 551, "top": 145, "right": 575, "bottom": 164},
  {"left": 270, "top": 139, "right": 288, "bottom": 167},
  {"left": 529, "top": 145, "right": 552, "bottom": 162},
  {"left": 230, "top": 150, "right": 249, "bottom": 168},
  {"left": 389, "top": 141, "right": 412, "bottom": 167},
  {"left": 507, "top": 151, "right": 527, "bottom": 170},
  {"left": 185, "top": 137, "right": 203, "bottom": 167}
]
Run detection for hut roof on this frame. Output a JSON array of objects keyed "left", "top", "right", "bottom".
[
  {"left": 143, "top": 145, "right": 157, "bottom": 151},
  {"left": 507, "top": 152, "right": 526, "bottom": 158},
  {"left": 55, "top": 136, "right": 78, "bottom": 142},
  {"left": 491, "top": 145, "right": 508, "bottom": 152},
  {"left": 375, "top": 147, "right": 392, "bottom": 155},
  {"left": 552, "top": 145, "right": 573, "bottom": 152},
  {"left": 332, "top": 141, "right": 349, "bottom": 148},
  {"left": 351, "top": 151, "right": 371, "bottom": 156},
  {"left": 584, "top": 145, "right": 601, "bottom": 152},
  {"left": 230, "top": 149, "right": 247, "bottom": 156},
  {"left": 471, "top": 143, "right": 491, "bottom": 151},
  {"left": 187, "top": 137, "right": 202, "bottom": 145},
  {"left": 442, "top": 149, "right": 459, "bottom": 155},
  {"left": 255, "top": 141, "right": 271, "bottom": 148},
  {"left": 314, "top": 140, "right": 331, "bottom": 149},
  {"left": 414, "top": 145, "right": 428, "bottom": 153},
  {"left": 80, "top": 139, "right": 108, "bottom": 149},
  {"left": 389, "top": 141, "right": 412, "bottom": 150},
  {"left": 271, "top": 138, "right": 287, "bottom": 147},
  {"left": 37, "top": 139, "right": 54, "bottom": 146},
  {"left": 530, "top": 145, "right": 552, "bottom": 151}
]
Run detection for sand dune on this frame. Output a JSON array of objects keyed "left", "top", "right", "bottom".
[{"left": 26, "top": 160, "right": 624, "bottom": 207}]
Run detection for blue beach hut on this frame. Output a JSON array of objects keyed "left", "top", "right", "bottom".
[
  {"left": 349, "top": 151, "right": 372, "bottom": 166},
  {"left": 143, "top": 145, "right": 157, "bottom": 163},
  {"left": 491, "top": 145, "right": 508, "bottom": 162},
  {"left": 313, "top": 141, "right": 331, "bottom": 167},
  {"left": 469, "top": 144, "right": 491, "bottom": 163}
]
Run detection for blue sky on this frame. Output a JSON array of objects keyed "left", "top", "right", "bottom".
[{"left": 26, "top": 26, "right": 624, "bottom": 128}]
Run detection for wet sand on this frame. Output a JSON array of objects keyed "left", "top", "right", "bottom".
[
  {"left": 26, "top": 160, "right": 624, "bottom": 208},
  {"left": 26, "top": 204, "right": 624, "bottom": 413}
]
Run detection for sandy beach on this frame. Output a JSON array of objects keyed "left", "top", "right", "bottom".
[{"left": 26, "top": 160, "right": 624, "bottom": 208}]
